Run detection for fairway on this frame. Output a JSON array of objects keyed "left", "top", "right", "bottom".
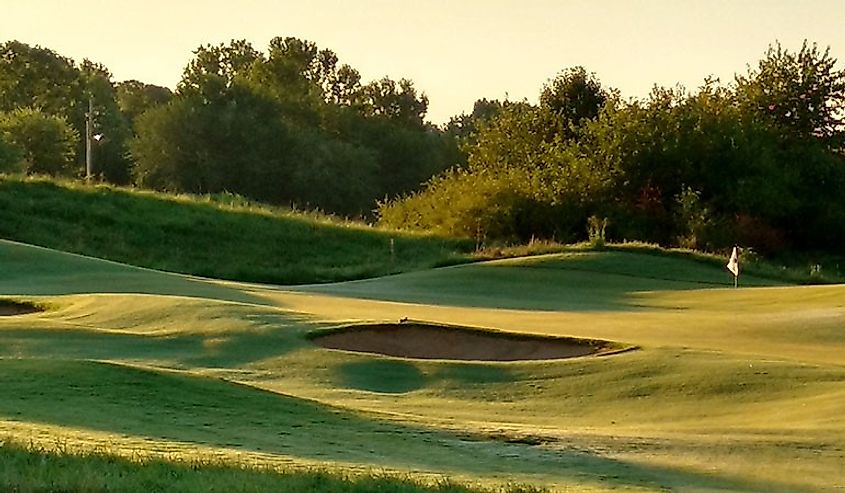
[{"left": 2, "top": 239, "right": 844, "bottom": 492}]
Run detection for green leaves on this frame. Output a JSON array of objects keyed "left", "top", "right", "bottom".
[
  {"left": 0, "top": 107, "right": 78, "bottom": 176},
  {"left": 382, "top": 44, "right": 845, "bottom": 255},
  {"left": 735, "top": 41, "right": 845, "bottom": 144}
]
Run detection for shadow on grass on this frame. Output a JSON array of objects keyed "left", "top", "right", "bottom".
[
  {"left": 297, "top": 251, "right": 785, "bottom": 312},
  {"left": 0, "top": 359, "right": 805, "bottom": 492},
  {"left": 334, "top": 360, "right": 429, "bottom": 394},
  {"left": 0, "top": 317, "right": 313, "bottom": 369},
  {"left": 0, "top": 240, "right": 268, "bottom": 306}
]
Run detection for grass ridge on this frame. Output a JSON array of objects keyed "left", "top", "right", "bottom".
[{"left": 0, "top": 175, "right": 472, "bottom": 285}]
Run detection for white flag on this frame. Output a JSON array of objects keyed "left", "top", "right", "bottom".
[{"left": 727, "top": 247, "right": 739, "bottom": 277}]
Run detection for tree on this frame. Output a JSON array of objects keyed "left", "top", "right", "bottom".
[
  {"left": 242, "top": 37, "right": 324, "bottom": 126},
  {"left": 178, "top": 39, "right": 262, "bottom": 96},
  {"left": 133, "top": 36, "right": 453, "bottom": 215},
  {"left": 446, "top": 99, "right": 504, "bottom": 140},
  {"left": 0, "top": 41, "right": 140, "bottom": 183},
  {"left": 0, "top": 132, "right": 22, "bottom": 173},
  {"left": 285, "top": 126, "right": 379, "bottom": 214},
  {"left": 0, "top": 41, "right": 86, "bottom": 171},
  {"left": 131, "top": 85, "right": 293, "bottom": 202},
  {"left": 462, "top": 100, "right": 546, "bottom": 172},
  {"left": 539, "top": 67, "right": 608, "bottom": 140},
  {"left": 0, "top": 41, "right": 84, "bottom": 119},
  {"left": 80, "top": 60, "right": 133, "bottom": 183},
  {"left": 0, "top": 107, "right": 78, "bottom": 175},
  {"left": 734, "top": 41, "right": 845, "bottom": 249},
  {"left": 116, "top": 80, "right": 173, "bottom": 129},
  {"left": 735, "top": 41, "right": 845, "bottom": 146},
  {"left": 357, "top": 77, "right": 429, "bottom": 127}
]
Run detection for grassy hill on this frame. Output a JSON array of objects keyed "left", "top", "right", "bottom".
[
  {"left": 2, "top": 238, "right": 845, "bottom": 492},
  {"left": 1, "top": 175, "right": 840, "bottom": 288},
  {"left": 0, "top": 175, "right": 471, "bottom": 284}
]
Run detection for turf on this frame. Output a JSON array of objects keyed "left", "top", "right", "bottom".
[
  {"left": 295, "top": 251, "right": 785, "bottom": 311},
  {"left": 1, "top": 239, "right": 845, "bottom": 492}
]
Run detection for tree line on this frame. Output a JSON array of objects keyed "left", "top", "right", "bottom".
[
  {"left": 2, "top": 38, "right": 843, "bottom": 255},
  {"left": 380, "top": 42, "right": 845, "bottom": 255},
  {"left": 0, "top": 38, "right": 457, "bottom": 215}
]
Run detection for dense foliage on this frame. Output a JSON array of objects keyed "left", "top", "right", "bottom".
[
  {"left": 0, "top": 107, "right": 78, "bottom": 174},
  {"left": 380, "top": 42, "right": 845, "bottom": 255},
  {"left": 0, "top": 38, "right": 454, "bottom": 215},
  {"left": 2, "top": 37, "right": 843, "bottom": 255}
]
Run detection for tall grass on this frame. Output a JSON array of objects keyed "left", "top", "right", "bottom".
[
  {"left": 0, "top": 175, "right": 472, "bottom": 284},
  {"left": 0, "top": 439, "right": 543, "bottom": 493}
]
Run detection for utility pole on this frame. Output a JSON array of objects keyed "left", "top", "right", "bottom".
[{"left": 85, "top": 94, "right": 93, "bottom": 179}]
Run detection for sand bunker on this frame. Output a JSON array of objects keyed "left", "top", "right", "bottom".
[
  {"left": 0, "top": 300, "right": 41, "bottom": 316},
  {"left": 312, "top": 322, "right": 617, "bottom": 361}
]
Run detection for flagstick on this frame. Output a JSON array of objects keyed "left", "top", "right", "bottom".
[{"left": 727, "top": 246, "right": 740, "bottom": 289}]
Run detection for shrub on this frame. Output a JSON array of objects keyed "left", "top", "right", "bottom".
[{"left": 0, "top": 107, "right": 79, "bottom": 176}]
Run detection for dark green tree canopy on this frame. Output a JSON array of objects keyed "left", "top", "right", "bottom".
[
  {"left": 129, "top": 36, "right": 451, "bottom": 215},
  {"left": 358, "top": 77, "right": 429, "bottom": 127},
  {"left": 178, "top": 39, "right": 263, "bottom": 96},
  {"left": 540, "top": 67, "right": 607, "bottom": 125},
  {"left": 735, "top": 41, "right": 845, "bottom": 145},
  {"left": 0, "top": 41, "right": 84, "bottom": 118},
  {"left": 0, "top": 40, "right": 134, "bottom": 181},
  {"left": 381, "top": 42, "right": 845, "bottom": 254},
  {"left": 116, "top": 80, "right": 173, "bottom": 128},
  {"left": 0, "top": 107, "right": 78, "bottom": 175}
]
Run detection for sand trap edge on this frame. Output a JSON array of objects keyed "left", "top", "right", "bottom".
[
  {"left": 0, "top": 299, "right": 44, "bottom": 316},
  {"left": 308, "top": 320, "right": 635, "bottom": 362}
]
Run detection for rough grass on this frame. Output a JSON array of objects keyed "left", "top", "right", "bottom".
[
  {"left": 2, "top": 175, "right": 838, "bottom": 288},
  {"left": 0, "top": 175, "right": 472, "bottom": 284},
  {"left": 0, "top": 439, "right": 543, "bottom": 493}
]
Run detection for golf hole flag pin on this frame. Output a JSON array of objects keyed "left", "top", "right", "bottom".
[{"left": 727, "top": 246, "right": 740, "bottom": 286}]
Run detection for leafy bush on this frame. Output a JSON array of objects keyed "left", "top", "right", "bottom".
[{"left": 0, "top": 107, "right": 78, "bottom": 175}]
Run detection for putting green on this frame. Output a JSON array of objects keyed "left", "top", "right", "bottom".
[{"left": 2, "top": 239, "right": 844, "bottom": 492}]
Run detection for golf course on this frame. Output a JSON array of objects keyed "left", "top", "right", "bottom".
[
  {"left": 1, "top": 185, "right": 844, "bottom": 492},
  {"left": 4, "top": 8, "right": 845, "bottom": 490}
]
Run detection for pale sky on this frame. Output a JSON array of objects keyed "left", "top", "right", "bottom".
[{"left": 2, "top": 0, "right": 844, "bottom": 124}]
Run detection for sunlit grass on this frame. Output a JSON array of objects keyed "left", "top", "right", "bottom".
[
  {"left": 0, "top": 174, "right": 472, "bottom": 284},
  {"left": 2, "top": 237, "right": 845, "bottom": 492},
  {"left": 1, "top": 438, "right": 546, "bottom": 493}
]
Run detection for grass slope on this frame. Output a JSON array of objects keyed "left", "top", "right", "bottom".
[
  {"left": 296, "top": 251, "right": 786, "bottom": 311},
  {"left": 2, "top": 240, "right": 845, "bottom": 491},
  {"left": 0, "top": 175, "right": 470, "bottom": 284},
  {"left": 1, "top": 440, "right": 534, "bottom": 493}
]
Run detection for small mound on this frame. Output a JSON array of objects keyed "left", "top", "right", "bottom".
[
  {"left": 311, "top": 322, "right": 618, "bottom": 361},
  {"left": 0, "top": 300, "right": 42, "bottom": 316}
]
